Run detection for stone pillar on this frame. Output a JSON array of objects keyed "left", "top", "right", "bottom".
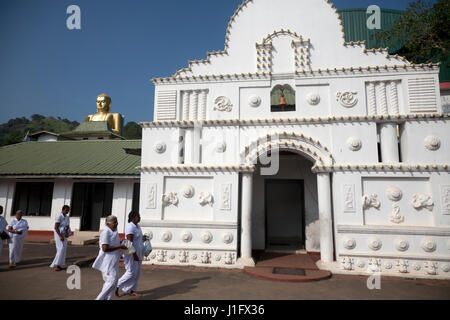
[
  {"left": 379, "top": 123, "right": 399, "bottom": 163},
  {"left": 317, "top": 172, "right": 333, "bottom": 263},
  {"left": 237, "top": 172, "right": 255, "bottom": 267}
]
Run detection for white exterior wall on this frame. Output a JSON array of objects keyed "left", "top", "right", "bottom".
[
  {"left": 140, "top": 0, "right": 450, "bottom": 276},
  {"left": 0, "top": 178, "right": 136, "bottom": 234}
]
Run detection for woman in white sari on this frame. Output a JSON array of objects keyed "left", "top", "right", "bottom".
[
  {"left": 116, "top": 211, "right": 144, "bottom": 297},
  {"left": 50, "top": 205, "right": 71, "bottom": 271},
  {"left": 7, "top": 210, "right": 29, "bottom": 268},
  {"left": 92, "top": 215, "right": 127, "bottom": 300},
  {"left": 0, "top": 206, "right": 9, "bottom": 257}
]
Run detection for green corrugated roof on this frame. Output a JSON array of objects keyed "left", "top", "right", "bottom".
[
  {"left": 61, "top": 121, "right": 124, "bottom": 139},
  {"left": 338, "top": 8, "right": 404, "bottom": 52},
  {"left": 338, "top": 8, "right": 450, "bottom": 82},
  {"left": 0, "top": 140, "right": 141, "bottom": 176},
  {"left": 339, "top": 8, "right": 450, "bottom": 82}
]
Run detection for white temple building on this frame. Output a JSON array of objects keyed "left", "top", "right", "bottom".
[{"left": 138, "top": 0, "right": 450, "bottom": 278}]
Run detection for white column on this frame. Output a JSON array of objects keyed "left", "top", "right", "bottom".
[
  {"left": 379, "top": 123, "right": 399, "bottom": 163},
  {"left": 367, "top": 82, "right": 377, "bottom": 115},
  {"left": 377, "top": 81, "right": 388, "bottom": 115},
  {"left": 184, "top": 129, "right": 194, "bottom": 164},
  {"left": 317, "top": 173, "right": 333, "bottom": 263},
  {"left": 199, "top": 90, "right": 207, "bottom": 120},
  {"left": 189, "top": 91, "right": 199, "bottom": 121},
  {"left": 238, "top": 172, "right": 255, "bottom": 267},
  {"left": 390, "top": 81, "right": 399, "bottom": 114},
  {"left": 182, "top": 91, "right": 190, "bottom": 121}
]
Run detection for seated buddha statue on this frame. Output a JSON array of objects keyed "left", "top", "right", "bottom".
[{"left": 85, "top": 94, "right": 123, "bottom": 136}]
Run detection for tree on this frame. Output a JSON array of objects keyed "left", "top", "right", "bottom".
[
  {"left": 0, "top": 115, "right": 79, "bottom": 147},
  {"left": 375, "top": 0, "right": 449, "bottom": 64},
  {"left": 123, "top": 122, "right": 142, "bottom": 140}
]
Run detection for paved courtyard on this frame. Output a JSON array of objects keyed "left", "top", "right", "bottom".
[{"left": 0, "top": 243, "right": 449, "bottom": 300}]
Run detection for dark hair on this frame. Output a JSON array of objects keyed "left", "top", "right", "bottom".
[
  {"left": 62, "top": 205, "right": 70, "bottom": 211},
  {"left": 0, "top": 205, "right": 3, "bottom": 213},
  {"left": 128, "top": 211, "right": 140, "bottom": 223}
]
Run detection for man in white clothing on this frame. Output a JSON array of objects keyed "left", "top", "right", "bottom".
[
  {"left": 116, "top": 211, "right": 144, "bottom": 297},
  {"left": 92, "top": 215, "right": 127, "bottom": 300},
  {"left": 0, "top": 206, "right": 9, "bottom": 257},
  {"left": 50, "top": 205, "right": 71, "bottom": 271},
  {"left": 7, "top": 210, "right": 29, "bottom": 268}
]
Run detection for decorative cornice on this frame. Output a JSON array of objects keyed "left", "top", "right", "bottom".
[
  {"left": 138, "top": 165, "right": 255, "bottom": 173},
  {"left": 339, "top": 253, "right": 450, "bottom": 262},
  {"left": 140, "top": 221, "right": 237, "bottom": 229},
  {"left": 312, "top": 163, "right": 450, "bottom": 173},
  {"left": 140, "top": 113, "right": 450, "bottom": 128},
  {"left": 337, "top": 225, "right": 450, "bottom": 237},
  {"left": 151, "top": 64, "right": 439, "bottom": 85}
]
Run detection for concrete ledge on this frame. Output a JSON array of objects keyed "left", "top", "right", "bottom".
[{"left": 317, "top": 260, "right": 450, "bottom": 280}]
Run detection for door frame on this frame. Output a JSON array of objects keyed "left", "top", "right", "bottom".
[{"left": 264, "top": 179, "right": 306, "bottom": 250}]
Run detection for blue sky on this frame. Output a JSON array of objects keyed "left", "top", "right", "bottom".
[{"left": 0, "top": 0, "right": 426, "bottom": 124}]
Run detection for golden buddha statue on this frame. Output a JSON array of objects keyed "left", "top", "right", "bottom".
[{"left": 85, "top": 94, "right": 123, "bottom": 136}]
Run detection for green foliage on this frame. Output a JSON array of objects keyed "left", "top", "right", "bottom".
[
  {"left": 374, "top": 0, "right": 449, "bottom": 64},
  {"left": 123, "top": 121, "right": 142, "bottom": 140},
  {"left": 0, "top": 115, "right": 80, "bottom": 147}
]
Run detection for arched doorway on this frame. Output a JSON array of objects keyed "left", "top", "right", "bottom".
[
  {"left": 238, "top": 133, "right": 334, "bottom": 266},
  {"left": 253, "top": 151, "right": 316, "bottom": 251}
]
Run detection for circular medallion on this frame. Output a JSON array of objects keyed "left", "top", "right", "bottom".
[
  {"left": 386, "top": 186, "right": 403, "bottom": 202},
  {"left": 161, "top": 231, "right": 172, "bottom": 242},
  {"left": 154, "top": 141, "right": 167, "bottom": 154},
  {"left": 181, "top": 185, "right": 195, "bottom": 199},
  {"left": 181, "top": 231, "right": 193, "bottom": 243},
  {"left": 395, "top": 238, "right": 409, "bottom": 252},
  {"left": 216, "top": 141, "right": 227, "bottom": 153},
  {"left": 248, "top": 95, "right": 261, "bottom": 108},
  {"left": 346, "top": 137, "right": 362, "bottom": 151},
  {"left": 201, "top": 231, "right": 213, "bottom": 244},
  {"left": 222, "top": 233, "right": 234, "bottom": 244},
  {"left": 421, "top": 238, "right": 436, "bottom": 252},
  {"left": 306, "top": 92, "right": 321, "bottom": 105},
  {"left": 368, "top": 237, "right": 382, "bottom": 251},
  {"left": 342, "top": 237, "right": 356, "bottom": 250},
  {"left": 424, "top": 135, "right": 441, "bottom": 151}
]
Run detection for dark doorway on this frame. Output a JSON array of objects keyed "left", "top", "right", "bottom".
[
  {"left": 71, "top": 183, "right": 114, "bottom": 231},
  {"left": 265, "top": 179, "right": 305, "bottom": 250}
]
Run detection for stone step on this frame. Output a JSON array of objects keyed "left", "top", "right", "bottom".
[{"left": 244, "top": 266, "right": 331, "bottom": 282}]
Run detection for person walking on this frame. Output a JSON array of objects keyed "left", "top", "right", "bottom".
[
  {"left": 7, "top": 210, "right": 29, "bottom": 268},
  {"left": 92, "top": 215, "right": 126, "bottom": 300},
  {"left": 0, "top": 206, "right": 9, "bottom": 257},
  {"left": 116, "top": 211, "right": 144, "bottom": 297},
  {"left": 50, "top": 205, "right": 71, "bottom": 271}
]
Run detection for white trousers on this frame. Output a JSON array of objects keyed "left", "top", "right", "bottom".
[
  {"left": 96, "top": 267, "right": 119, "bottom": 300},
  {"left": 50, "top": 235, "right": 67, "bottom": 268},
  {"left": 9, "top": 237, "right": 24, "bottom": 264},
  {"left": 117, "top": 256, "right": 142, "bottom": 293}
]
